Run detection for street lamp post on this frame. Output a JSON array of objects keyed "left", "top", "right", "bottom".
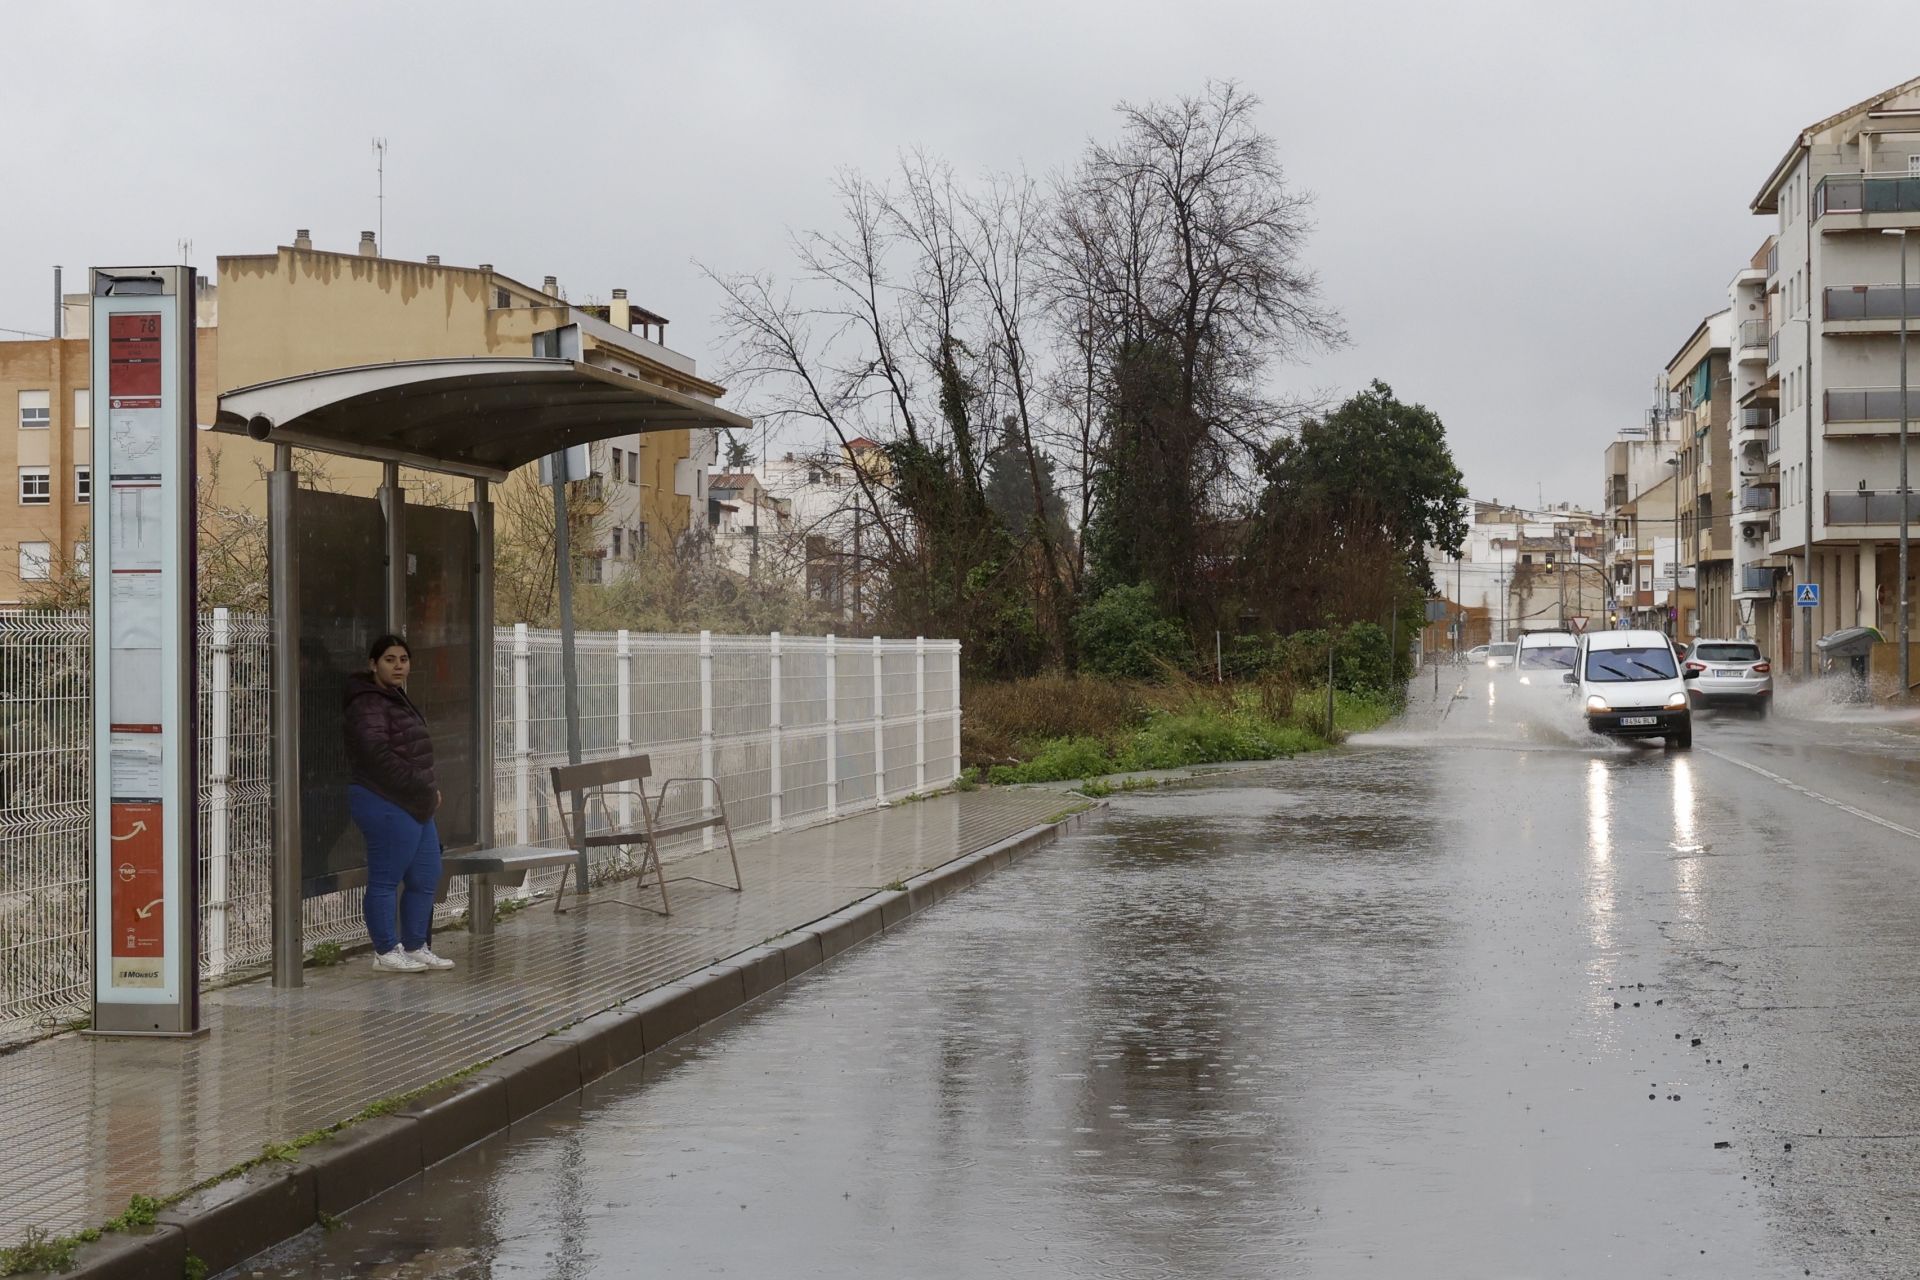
[{"left": 1887, "top": 227, "right": 1912, "bottom": 698}]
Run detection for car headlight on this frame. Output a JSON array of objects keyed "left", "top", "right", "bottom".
[
  {"left": 1585, "top": 695, "right": 1611, "bottom": 714},
  {"left": 1519, "top": 675, "right": 1531, "bottom": 685},
  {"left": 1665, "top": 691, "right": 1689, "bottom": 709}
]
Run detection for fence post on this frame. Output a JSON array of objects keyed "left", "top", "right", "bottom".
[
  {"left": 769, "top": 631, "right": 784, "bottom": 832},
  {"left": 616, "top": 629, "right": 633, "bottom": 830},
  {"left": 872, "top": 635, "right": 885, "bottom": 805},
  {"left": 825, "top": 634, "right": 839, "bottom": 817},
  {"left": 700, "top": 629, "right": 716, "bottom": 850},
  {"left": 513, "top": 622, "right": 531, "bottom": 845},
  {"left": 208, "top": 608, "right": 231, "bottom": 975},
  {"left": 914, "top": 635, "right": 927, "bottom": 794},
  {"left": 951, "top": 644, "right": 962, "bottom": 787}
]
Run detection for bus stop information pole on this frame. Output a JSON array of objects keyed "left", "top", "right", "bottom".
[{"left": 89, "top": 267, "right": 201, "bottom": 1036}]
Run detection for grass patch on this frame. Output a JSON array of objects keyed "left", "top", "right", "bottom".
[
  {"left": 968, "top": 673, "right": 1399, "bottom": 787},
  {"left": 308, "top": 941, "right": 345, "bottom": 968},
  {"left": 0, "top": 1228, "right": 76, "bottom": 1277}
]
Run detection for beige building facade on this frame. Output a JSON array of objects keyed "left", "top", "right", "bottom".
[{"left": 0, "top": 234, "right": 736, "bottom": 603}]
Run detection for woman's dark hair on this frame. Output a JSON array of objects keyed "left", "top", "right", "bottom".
[{"left": 368, "top": 633, "right": 411, "bottom": 663}]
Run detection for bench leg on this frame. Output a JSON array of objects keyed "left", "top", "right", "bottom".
[{"left": 471, "top": 876, "right": 495, "bottom": 936}]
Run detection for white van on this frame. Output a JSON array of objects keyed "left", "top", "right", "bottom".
[
  {"left": 1567, "top": 629, "right": 1693, "bottom": 749},
  {"left": 1512, "top": 630, "right": 1579, "bottom": 688}
]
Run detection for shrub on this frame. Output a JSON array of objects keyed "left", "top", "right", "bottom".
[
  {"left": 986, "top": 735, "right": 1113, "bottom": 785},
  {"left": 1072, "top": 584, "right": 1192, "bottom": 680}
]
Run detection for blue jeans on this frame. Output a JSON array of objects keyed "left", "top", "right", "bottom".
[{"left": 349, "top": 785, "right": 442, "bottom": 953}]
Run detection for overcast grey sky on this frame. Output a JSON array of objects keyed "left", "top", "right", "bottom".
[{"left": 3, "top": 1, "right": 1914, "bottom": 510}]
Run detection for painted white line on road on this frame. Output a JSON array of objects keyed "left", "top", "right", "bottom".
[{"left": 1699, "top": 745, "right": 1920, "bottom": 844}]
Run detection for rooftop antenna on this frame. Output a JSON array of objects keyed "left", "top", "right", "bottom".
[
  {"left": 176, "top": 238, "right": 192, "bottom": 267},
  {"left": 371, "top": 137, "right": 388, "bottom": 252}
]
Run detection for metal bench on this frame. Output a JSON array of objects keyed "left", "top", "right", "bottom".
[{"left": 549, "top": 753, "right": 743, "bottom": 917}]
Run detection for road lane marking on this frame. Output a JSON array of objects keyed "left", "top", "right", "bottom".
[{"left": 1699, "top": 745, "right": 1920, "bottom": 843}]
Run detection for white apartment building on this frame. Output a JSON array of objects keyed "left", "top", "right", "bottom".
[
  {"left": 1428, "top": 502, "right": 1608, "bottom": 646},
  {"left": 1751, "top": 74, "right": 1920, "bottom": 666}
]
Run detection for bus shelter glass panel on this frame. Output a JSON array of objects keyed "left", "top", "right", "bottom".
[
  {"left": 405, "top": 505, "right": 476, "bottom": 850},
  {"left": 292, "top": 489, "right": 385, "bottom": 894}
]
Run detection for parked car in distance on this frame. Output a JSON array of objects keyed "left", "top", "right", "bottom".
[
  {"left": 1684, "top": 639, "right": 1772, "bottom": 714},
  {"left": 1463, "top": 645, "right": 1490, "bottom": 665},
  {"left": 1486, "top": 642, "right": 1518, "bottom": 670},
  {"left": 1512, "top": 631, "right": 1579, "bottom": 688},
  {"left": 1569, "top": 629, "right": 1693, "bottom": 749}
]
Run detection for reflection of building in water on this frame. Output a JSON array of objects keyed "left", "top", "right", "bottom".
[{"left": 0, "top": 233, "right": 744, "bottom": 601}]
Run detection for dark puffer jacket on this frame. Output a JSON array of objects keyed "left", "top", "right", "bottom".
[{"left": 343, "top": 672, "right": 438, "bottom": 821}]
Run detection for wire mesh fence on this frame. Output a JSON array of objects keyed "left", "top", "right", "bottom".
[{"left": 0, "top": 614, "right": 961, "bottom": 1045}]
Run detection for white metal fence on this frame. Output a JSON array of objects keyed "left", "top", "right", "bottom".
[{"left": 0, "top": 613, "right": 961, "bottom": 1044}]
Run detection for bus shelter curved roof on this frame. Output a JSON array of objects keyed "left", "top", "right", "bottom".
[{"left": 214, "top": 357, "right": 752, "bottom": 482}]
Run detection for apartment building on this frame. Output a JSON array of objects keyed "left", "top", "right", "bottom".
[
  {"left": 1751, "top": 75, "right": 1920, "bottom": 664},
  {"left": 0, "top": 233, "right": 734, "bottom": 601},
  {"left": 1728, "top": 238, "right": 1782, "bottom": 651},
  {"left": 1426, "top": 501, "right": 1608, "bottom": 647},
  {"left": 1665, "top": 310, "right": 1735, "bottom": 641},
  {"left": 1602, "top": 408, "right": 1691, "bottom": 634}
]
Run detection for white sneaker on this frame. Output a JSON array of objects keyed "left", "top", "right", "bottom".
[
  {"left": 372, "top": 948, "right": 426, "bottom": 973},
  {"left": 405, "top": 946, "right": 455, "bottom": 971}
]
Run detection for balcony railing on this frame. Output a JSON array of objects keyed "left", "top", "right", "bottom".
[
  {"left": 1824, "top": 284, "right": 1920, "bottom": 321},
  {"left": 1738, "top": 318, "right": 1769, "bottom": 348},
  {"left": 1814, "top": 173, "right": 1920, "bottom": 218},
  {"left": 1738, "top": 486, "right": 1779, "bottom": 513},
  {"left": 1826, "top": 490, "right": 1920, "bottom": 524},
  {"left": 1740, "top": 405, "right": 1775, "bottom": 430},
  {"left": 1740, "top": 565, "right": 1777, "bottom": 593},
  {"left": 1826, "top": 386, "right": 1915, "bottom": 422}
]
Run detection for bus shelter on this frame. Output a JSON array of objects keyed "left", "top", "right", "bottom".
[{"left": 213, "top": 349, "right": 750, "bottom": 987}]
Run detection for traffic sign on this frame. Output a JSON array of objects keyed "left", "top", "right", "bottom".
[
  {"left": 1795, "top": 583, "right": 1821, "bottom": 608},
  {"left": 1570, "top": 615, "right": 1589, "bottom": 634}
]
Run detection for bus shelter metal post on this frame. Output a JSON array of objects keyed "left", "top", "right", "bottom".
[
  {"left": 378, "top": 462, "right": 406, "bottom": 633},
  {"left": 269, "top": 446, "right": 304, "bottom": 988},
  {"left": 471, "top": 480, "right": 498, "bottom": 935}
]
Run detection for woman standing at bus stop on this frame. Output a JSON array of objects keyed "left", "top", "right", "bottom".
[{"left": 344, "top": 634, "right": 455, "bottom": 973}]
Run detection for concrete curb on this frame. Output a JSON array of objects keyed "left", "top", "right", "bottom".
[{"left": 60, "top": 802, "right": 1102, "bottom": 1278}]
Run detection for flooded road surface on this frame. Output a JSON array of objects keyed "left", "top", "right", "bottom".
[{"left": 247, "top": 673, "right": 1920, "bottom": 1278}]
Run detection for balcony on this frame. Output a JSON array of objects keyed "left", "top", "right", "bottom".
[
  {"left": 1738, "top": 318, "right": 1769, "bottom": 349},
  {"left": 1738, "top": 485, "right": 1778, "bottom": 513},
  {"left": 1738, "top": 405, "right": 1774, "bottom": 431},
  {"left": 1826, "top": 490, "right": 1920, "bottom": 525},
  {"left": 1825, "top": 386, "right": 1916, "bottom": 424},
  {"left": 1814, "top": 173, "right": 1920, "bottom": 219},
  {"left": 1739, "top": 565, "right": 1777, "bottom": 594},
  {"left": 1823, "top": 284, "right": 1920, "bottom": 323}
]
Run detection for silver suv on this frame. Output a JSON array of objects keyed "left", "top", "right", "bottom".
[{"left": 1684, "top": 639, "right": 1773, "bottom": 715}]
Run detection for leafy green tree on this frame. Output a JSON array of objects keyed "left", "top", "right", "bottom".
[
  {"left": 1071, "top": 583, "right": 1192, "bottom": 680},
  {"left": 1242, "top": 381, "right": 1465, "bottom": 634},
  {"left": 983, "top": 441, "right": 1069, "bottom": 544}
]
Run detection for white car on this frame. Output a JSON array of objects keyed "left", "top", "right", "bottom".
[
  {"left": 1512, "top": 631, "right": 1579, "bottom": 688},
  {"left": 1463, "top": 644, "right": 1490, "bottom": 665},
  {"left": 1568, "top": 629, "right": 1693, "bottom": 749},
  {"left": 1485, "top": 642, "right": 1518, "bottom": 670}
]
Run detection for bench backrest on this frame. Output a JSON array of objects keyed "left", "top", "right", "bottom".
[{"left": 550, "top": 753, "right": 652, "bottom": 798}]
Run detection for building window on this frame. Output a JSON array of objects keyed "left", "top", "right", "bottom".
[
  {"left": 1910, "top": 154, "right": 1920, "bottom": 177},
  {"left": 627, "top": 452, "right": 638, "bottom": 483},
  {"left": 18, "top": 391, "right": 49, "bottom": 430},
  {"left": 611, "top": 447, "right": 623, "bottom": 480},
  {"left": 19, "top": 468, "right": 50, "bottom": 505},
  {"left": 612, "top": 528, "right": 623, "bottom": 558},
  {"left": 583, "top": 556, "right": 603, "bottom": 584},
  {"left": 18, "top": 542, "right": 50, "bottom": 581},
  {"left": 495, "top": 288, "right": 511, "bottom": 308},
  {"left": 72, "top": 388, "right": 90, "bottom": 431},
  {"left": 74, "top": 542, "right": 89, "bottom": 578},
  {"left": 75, "top": 466, "right": 90, "bottom": 504}
]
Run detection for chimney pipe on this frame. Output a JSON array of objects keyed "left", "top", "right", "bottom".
[
  {"left": 610, "top": 287, "right": 630, "bottom": 332},
  {"left": 53, "top": 266, "right": 62, "bottom": 340},
  {"left": 426, "top": 254, "right": 441, "bottom": 266},
  {"left": 478, "top": 263, "right": 492, "bottom": 273},
  {"left": 542, "top": 275, "right": 561, "bottom": 298},
  {"left": 294, "top": 229, "right": 312, "bottom": 250},
  {"left": 358, "top": 231, "right": 378, "bottom": 257}
]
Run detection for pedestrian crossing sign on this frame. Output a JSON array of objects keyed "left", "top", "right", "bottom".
[{"left": 1795, "top": 583, "right": 1820, "bottom": 607}]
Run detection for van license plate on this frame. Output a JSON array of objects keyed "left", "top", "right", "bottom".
[{"left": 1620, "top": 716, "right": 1658, "bottom": 726}]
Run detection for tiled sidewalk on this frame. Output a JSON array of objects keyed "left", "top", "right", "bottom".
[{"left": 0, "top": 788, "right": 1074, "bottom": 1239}]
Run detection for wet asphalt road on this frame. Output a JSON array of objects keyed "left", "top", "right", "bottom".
[{"left": 245, "top": 672, "right": 1920, "bottom": 1279}]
